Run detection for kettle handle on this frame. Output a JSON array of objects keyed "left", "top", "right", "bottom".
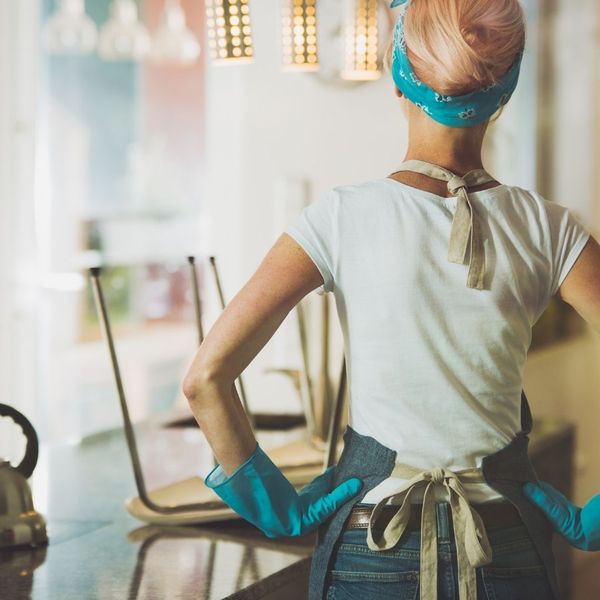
[{"left": 0, "top": 403, "right": 39, "bottom": 479}]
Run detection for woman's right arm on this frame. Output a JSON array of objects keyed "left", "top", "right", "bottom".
[{"left": 558, "top": 234, "right": 600, "bottom": 333}]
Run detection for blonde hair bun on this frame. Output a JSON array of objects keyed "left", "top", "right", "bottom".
[{"left": 387, "top": 0, "right": 526, "bottom": 97}]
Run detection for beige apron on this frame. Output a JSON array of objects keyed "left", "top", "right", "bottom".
[
  {"left": 367, "top": 159, "right": 501, "bottom": 600},
  {"left": 390, "top": 158, "right": 498, "bottom": 290}
]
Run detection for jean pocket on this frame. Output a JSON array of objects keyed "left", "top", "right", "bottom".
[
  {"left": 479, "top": 564, "right": 554, "bottom": 600},
  {"left": 327, "top": 531, "right": 421, "bottom": 600},
  {"left": 326, "top": 569, "right": 419, "bottom": 600}
]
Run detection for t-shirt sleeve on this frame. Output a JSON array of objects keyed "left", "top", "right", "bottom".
[
  {"left": 546, "top": 201, "right": 591, "bottom": 298},
  {"left": 284, "top": 188, "right": 338, "bottom": 295}
]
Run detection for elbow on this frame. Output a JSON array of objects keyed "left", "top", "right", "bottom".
[
  {"left": 182, "top": 369, "right": 211, "bottom": 405},
  {"left": 182, "top": 364, "right": 229, "bottom": 405},
  {"left": 182, "top": 374, "right": 201, "bottom": 405}
]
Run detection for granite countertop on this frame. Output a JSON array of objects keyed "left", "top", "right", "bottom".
[
  {"left": 0, "top": 411, "right": 575, "bottom": 600},
  {"left": 0, "top": 415, "right": 317, "bottom": 600}
]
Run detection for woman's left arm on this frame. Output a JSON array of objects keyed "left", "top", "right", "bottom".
[
  {"left": 523, "top": 481, "right": 600, "bottom": 551},
  {"left": 182, "top": 232, "right": 333, "bottom": 475}
]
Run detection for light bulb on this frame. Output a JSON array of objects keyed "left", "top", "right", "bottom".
[
  {"left": 43, "top": 0, "right": 98, "bottom": 55},
  {"left": 97, "top": 0, "right": 151, "bottom": 61},
  {"left": 151, "top": 1, "right": 201, "bottom": 66}
]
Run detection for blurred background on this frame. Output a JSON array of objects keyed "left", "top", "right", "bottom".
[{"left": 0, "top": 0, "right": 599, "bottom": 597}]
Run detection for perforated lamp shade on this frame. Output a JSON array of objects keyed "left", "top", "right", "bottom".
[
  {"left": 281, "top": 0, "right": 319, "bottom": 72},
  {"left": 205, "top": 0, "right": 254, "bottom": 64},
  {"left": 341, "top": 0, "right": 381, "bottom": 81}
]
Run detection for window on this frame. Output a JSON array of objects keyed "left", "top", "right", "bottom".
[{"left": 34, "top": 0, "right": 208, "bottom": 442}]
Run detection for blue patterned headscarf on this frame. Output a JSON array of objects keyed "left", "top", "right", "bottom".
[{"left": 389, "top": 0, "right": 523, "bottom": 127}]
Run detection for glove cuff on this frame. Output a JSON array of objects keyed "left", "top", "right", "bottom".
[
  {"left": 203, "top": 443, "right": 298, "bottom": 537},
  {"left": 204, "top": 442, "right": 261, "bottom": 490}
]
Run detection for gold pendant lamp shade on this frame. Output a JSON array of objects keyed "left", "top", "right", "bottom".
[
  {"left": 206, "top": 0, "right": 254, "bottom": 63},
  {"left": 341, "top": 0, "right": 381, "bottom": 81},
  {"left": 281, "top": 0, "right": 319, "bottom": 71}
]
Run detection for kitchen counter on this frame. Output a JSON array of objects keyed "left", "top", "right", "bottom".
[
  {"left": 0, "top": 415, "right": 316, "bottom": 600},
  {"left": 0, "top": 413, "right": 575, "bottom": 599}
]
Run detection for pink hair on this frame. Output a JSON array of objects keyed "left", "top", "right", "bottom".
[{"left": 385, "top": 0, "right": 526, "bottom": 97}]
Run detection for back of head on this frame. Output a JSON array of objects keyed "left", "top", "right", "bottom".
[{"left": 385, "top": 0, "right": 526, "bottom": 98}]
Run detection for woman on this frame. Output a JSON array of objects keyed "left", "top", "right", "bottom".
[{"left": 183, "top": 0, "right": 600, "bottom": 598}]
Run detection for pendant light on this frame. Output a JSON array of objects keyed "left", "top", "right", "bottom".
[
  {"left": 97, "top": 0, "right": 151, "bottom": 61},
  {"left": 205, "top": 0, "right": 254, "bottom": 64},
  {"left": 341, "top": 0, "right": 381, "bottom": 80},
  {"left": 151, "top": 0, "right": 201, "bottom": 66},
  {"left": 281, "top": 0, "right": 319, "bottom": 71},
  {"left": 42, "top": 0, "right": 98, "bottom": 55}
]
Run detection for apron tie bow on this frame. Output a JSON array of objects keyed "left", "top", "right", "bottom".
[
  {"left": 366, "top": 462, "right": 493, "bottom": 600},
  {"left": 430, "top": 466, "right": 445, "bottom": 484}
]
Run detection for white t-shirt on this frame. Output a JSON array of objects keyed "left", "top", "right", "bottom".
[{"left": 284, "top": 177, "right": 591, "bottom": 504}]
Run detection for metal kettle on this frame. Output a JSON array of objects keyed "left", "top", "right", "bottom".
[{"left": 0, "top": 404, "right": 48, "bottom": 549}]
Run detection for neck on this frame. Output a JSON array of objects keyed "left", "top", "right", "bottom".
[{"left": 402, "top": 109, "right": 489, "bottom": 175}]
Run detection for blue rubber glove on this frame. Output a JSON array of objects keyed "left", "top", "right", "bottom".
[
  {"left": 205, "top": 444, "right": 363, "bottom": 538},
  {"left": 523, "top": 481, "right": 600, "bottom": 551}
]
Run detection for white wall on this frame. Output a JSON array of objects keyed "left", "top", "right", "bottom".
[
  {"left": 484, "top": 0, "right": 539, "bottom": 191},
  {"left": 551, "top": 0, "right": 598, "bottom": 225},
  {"left": 0, "top": 0, "right": 41, "bottom": 451}
]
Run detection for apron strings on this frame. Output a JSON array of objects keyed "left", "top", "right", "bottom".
[
  {"left": 365, "top": 464, "right": 493, "bottom": 600},
  {"left": 390, "top": 159, "right": 496, "bottom": 290}
]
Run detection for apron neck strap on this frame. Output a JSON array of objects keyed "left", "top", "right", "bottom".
[{"left": 390, "top": 159, "right": 497, "bottom": 190}]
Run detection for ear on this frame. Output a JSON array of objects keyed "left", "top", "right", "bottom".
[{"left": 394, "top": 86, "right": 403, "bottom": 98}]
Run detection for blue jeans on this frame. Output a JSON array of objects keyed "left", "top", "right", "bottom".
[{"left": 324, "top": 502, "right": 555, "bottom": 600}]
